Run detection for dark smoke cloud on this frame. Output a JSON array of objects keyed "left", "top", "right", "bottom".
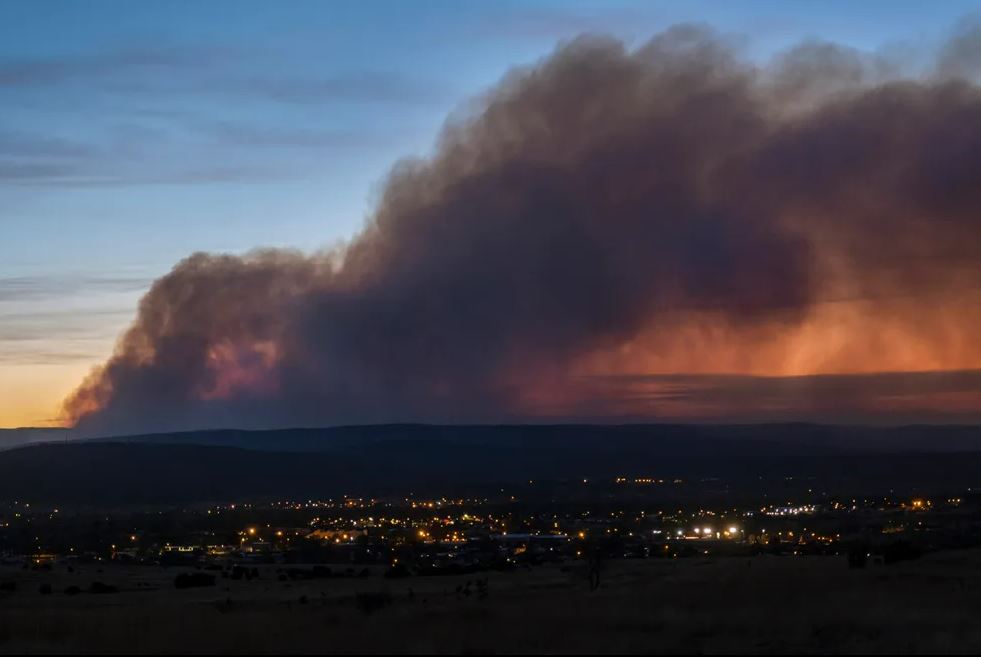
[{"left": 65, "top": 26, "right": 981, "bottom": 436}]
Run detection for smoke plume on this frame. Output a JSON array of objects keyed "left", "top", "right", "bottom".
[{"left": 65, "top": 26, "right": 981, "bottom": 435}]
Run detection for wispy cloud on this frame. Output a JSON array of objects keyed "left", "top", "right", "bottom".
[
  {"left": 0, "top": 347, "right": 111, "bottom": 366},
  {"left": 0, "top": 275, "right": 153, "bottom": 302},
  {"left": 207, "top": 71, "right": 452, "bottom": 105},
  {"left": 0, "top": 45, "right": 227, "bottom": 88},
  {"left": 580, "top": 371, "right": 981, "bottom": 423},
  {"left": 0, "top": 276, "right": 142, "bottom": 367},
  {"left": 187, "top": 118, "right": 402, "bottom": 151},
  {"left": 0, "top": 162, "right": 75, "bottom": 181},
  {"left": 0, "top": 48, "right": 440, "bottom": 188},
  {"left": 0, "top": 44, "right": 448, "bottom": 106},
  {"left": 0, "top": 163, "right": 305, "bottom": 187},
  {"left": 0, "top": 131, "right": 99, "bottom": 158}
]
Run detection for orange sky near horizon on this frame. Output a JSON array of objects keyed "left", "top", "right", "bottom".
[{"left": 0, "top": 362, "right": 93, "bottom": 428}]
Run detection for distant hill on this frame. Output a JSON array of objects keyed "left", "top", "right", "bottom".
[
  {"left": 0, "top": 428, "right": 70, "bottom": 451},
  {"left": 92, "top": 422, "right": 981, "bottom": 454},
  {"left": 0, "top": 443, "right": 360, "bottom": 506},
  {"left": 0, "top": 423, "right": 978, "bottom": 506}
]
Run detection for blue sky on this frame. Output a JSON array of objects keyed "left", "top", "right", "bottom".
[{"left": 1, "top": 0, "right": 979, "bottom": 426}]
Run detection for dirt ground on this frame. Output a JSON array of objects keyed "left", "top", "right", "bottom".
[{"left": 2, "top": 549, "right": 981, "bottom": 654}]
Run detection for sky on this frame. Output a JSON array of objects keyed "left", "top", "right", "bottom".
[{"left": 2, "top": 0, "right": 980, "bottom": 429}]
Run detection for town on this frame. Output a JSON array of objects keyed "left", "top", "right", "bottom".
[{"left": 3, "top": 478, "right": 978, "bottom": 579}]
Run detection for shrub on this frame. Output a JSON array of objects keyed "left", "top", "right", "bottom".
[
  {"left": 174, "top": 572, "right": 216, "bottom": 589},
  {"left": 355, "top": 591, "right": 392, "bottom": 615},
  {"left": 89, "top": 581, "right": 119, "bottom": 594}
]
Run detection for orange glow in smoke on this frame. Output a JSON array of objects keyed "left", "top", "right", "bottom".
[{"left": 197, "top": 340, "right": 282, "bottom": 400}]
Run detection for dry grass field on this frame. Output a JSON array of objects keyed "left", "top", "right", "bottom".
[{"left": 3, "top": 549, "right": 981, "bottom": 654}]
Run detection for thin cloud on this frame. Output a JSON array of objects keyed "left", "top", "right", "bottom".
[
  {"left": 0, "top": 47, "right": 450, "bottom": 107},
  {"left": 558, "top": 370, "right": 981, "bottom": 425},
  {"left": 0, "top": 164, "right": 304, "bottom": 188},
  {"left": 192, "top": 120, "right": 394, "bottom": 150},
  {"left": 0, "top": 347, "right": 110, "bottom": 366},
  {"left": 0, "top": 275, "right": 153, "bottom": 302},
  {"left": 0, "top": 45, "right": 229, "bottom": 88},
  {"left": 207, "top": 71, "right": 453, "bottom": 106},
  {"left": 0, "top": 132, "right": 99, "bottom": 158},
  {"left": 0, "top": 162, "right": 75, "bottom": 181}
]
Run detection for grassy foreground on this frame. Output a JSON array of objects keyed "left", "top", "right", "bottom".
[{"left": 2, "top": 549, "right": 981, "bottom": 654}]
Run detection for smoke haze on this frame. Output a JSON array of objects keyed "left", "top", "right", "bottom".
[{"left": 64, "top": 25, "right": 981, "bottom": 435}]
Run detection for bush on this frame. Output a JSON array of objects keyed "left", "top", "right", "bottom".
[
  {"left": 89, "top": 581, "right": 119, "bottom": 594},
  {"left": 355, "top": 592, "right": 392, "bottom": 615},
  {"left": 882, "top": 541, "right": 924, "bottom": 565},
  {"left": 174, "top": 572, "right": 216, "bottom": 589}
]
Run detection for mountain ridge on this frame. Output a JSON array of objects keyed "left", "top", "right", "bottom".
[{"left": 0, "top": 423, "right": 979, "bottom": 507}]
